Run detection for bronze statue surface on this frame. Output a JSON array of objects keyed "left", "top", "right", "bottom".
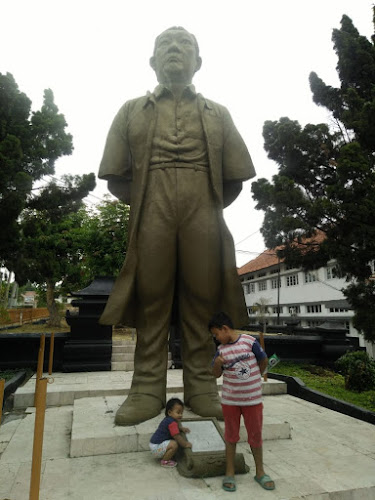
[{"left": 98, "top": 27, "right": 255, "bottom": 425}]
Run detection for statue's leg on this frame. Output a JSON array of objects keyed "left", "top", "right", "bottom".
[
  {"left": 176, "top": 169, "right": 223, "bottom": 418},
  {"left": 115, "top": 169, "right": 177, "bottom": 426}
]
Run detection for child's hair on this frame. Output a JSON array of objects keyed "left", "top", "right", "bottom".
[
  {"left": 165, "top": 397, "right": 184, "bottom": 416},
  {"left": 208, "top": 311, "right": 234, "bottom": 330}
]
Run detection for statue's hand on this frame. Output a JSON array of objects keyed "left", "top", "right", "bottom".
[{"left": 108, "top": 177, "right": 132, "bottom": 204}]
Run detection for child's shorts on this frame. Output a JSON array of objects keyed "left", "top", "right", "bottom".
[
  {"left": 222, "top": 403, "right": 263, "bottom": 447},
  {"left": 149, "top": 440, "right": 171, "bottom": 458}
]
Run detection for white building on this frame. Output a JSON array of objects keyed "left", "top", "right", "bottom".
[{"left": 238, "top": 249, "right": 375, "bottom": 358}]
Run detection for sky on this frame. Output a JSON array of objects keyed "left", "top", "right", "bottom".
[{"left": 1, "top": 0, "right": 374, "bottom": 266}]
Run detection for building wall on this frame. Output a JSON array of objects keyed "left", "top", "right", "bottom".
[{"left": 239, "top": 259, "right": 367, "bottom": 348}]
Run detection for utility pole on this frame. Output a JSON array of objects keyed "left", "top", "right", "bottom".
[{"left": 277, "top": 258, "right": 281, "bottom": 325}]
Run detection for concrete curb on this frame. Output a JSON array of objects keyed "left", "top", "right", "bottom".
[
  {"left": 3, "top": 370, "right": 27, "bottom": 403},
  {"left": 268, "top": 372, "right": 375, "bottom": 425}
]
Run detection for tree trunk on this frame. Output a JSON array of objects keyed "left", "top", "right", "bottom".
[
  {"left": 3, "top": 271, "right": 12, "bottom": 308},
  {"left": 46, "top": 280, "right": 61, "bottom": 327}
]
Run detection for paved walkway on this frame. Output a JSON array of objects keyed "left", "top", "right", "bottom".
[{"left": 1, "top": 371, "right": 375, "bottom": 499}]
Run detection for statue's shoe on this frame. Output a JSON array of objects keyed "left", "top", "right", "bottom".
[
  {"left": 187, "top": 393, "right": 223, "bottom": 420},
  {"left": 115, "top": 393, "right": 164, "bottom": 426}
]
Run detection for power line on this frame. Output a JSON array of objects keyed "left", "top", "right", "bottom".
[{"left": 234, "top": 229, "right": 261, "bottom": 246}]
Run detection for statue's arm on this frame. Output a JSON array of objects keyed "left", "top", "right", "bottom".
[
  {"left": 107, "top": 176, "right": 132, "bottom": 204},
  {"left": 221, "top": 107, "right": 256, "bottom": 207},
  {"left": 223, "top": 180, "right": 242, "bottom": 208},
  {"left": 98, "top": 103, "right": 132, "bottom": 204}
]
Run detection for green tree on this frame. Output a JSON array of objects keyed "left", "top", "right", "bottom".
[
  {"left": 0, "top": 72, "right": 73, "bottom": 265},
  {"left": 13, "top": 174, "right": 96, "bottom": 326},
  {"left": 62, "top": 196, "right": 130, "bottom": 292},
  {"left": 251, "top": 11, "right": 375, "bottom": 342}
]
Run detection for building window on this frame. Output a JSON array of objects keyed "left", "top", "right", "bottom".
[
  {"left": 273, "top": 306, "right": 283, "bottom": 314},
  {"left": 243, "top": 283, "right": 255, "bottom": 294},
  {"left": 326, "top": 266, "right": 340, "bottom": 280},
  {"left": 248, "top": 275, "right": 254, "bottom": 280},
  {"left": 286, "top": 274, "right": 299, "bottom": 287},
  {"left": 247, "top": 307, "right": 255, "bottom": 315},
  {"left": 270, "top": 267, "right": 280, "bottom": 275},
  {"left": 304, "top": 272, "right": 317, "bottom": 283},
  {"left": 257, "top": 271, "right": 266, "bottom": 278},
  {"left": 286, "top": 264, "right": 295, "bottom": 270},
  {"left": 329, "top": 307, "right": 349, "bottom": 313},
  {"left": 271, "top": 278, "right": 281, "bottom": 289},
  {"left": 289, "top": 306, "right": 300, "bottom": 314},
  {"left": 258, "top": 281, "right": 267, "bottom": 291},
  {"left": 306, "top": 304, "right": 322, "bottom": 313}
]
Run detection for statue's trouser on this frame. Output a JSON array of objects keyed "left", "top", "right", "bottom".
[{"left": 130, "top": 167, "right": 221, "bottom": 405}]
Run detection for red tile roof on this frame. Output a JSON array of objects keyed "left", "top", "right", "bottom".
[
  {"left": 238, "top": 249, "right": 282, "bottom": 275},
  {"left": 237, "top": 231, "right": 326, "bottom": 276}
]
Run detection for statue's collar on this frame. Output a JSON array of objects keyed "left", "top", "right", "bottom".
[
  {"left": 145, "top": 85, "right": 212, "bottom": 110},
  {"left": 147, "top": 84, "right": 196, "bottom": 100}
]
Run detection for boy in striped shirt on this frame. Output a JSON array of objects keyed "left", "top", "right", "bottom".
[{"left": 209, "top": 312, "right": 275, "bottom": 493}]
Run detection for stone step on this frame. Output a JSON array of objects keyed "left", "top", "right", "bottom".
[
  {"left": 112, "top": 344, "right": 136, "bottom": 353},
  {"left": 111, "top": 351, "right": 172, "bottom": 361},
  {"left": 112, "top": 339, "right": 136, "bottom": 346},
  {"left": 112, "top": 353, "right": 135, "bottom": 362},
  {"left": 112, "top": 361, "right": 135, "bottom": 371},
  {"left": 13, "top": 371, "right": 287, "bottom": 409},
  {"left": 69, "top": 394, "right": 291, "bottom": 458}
]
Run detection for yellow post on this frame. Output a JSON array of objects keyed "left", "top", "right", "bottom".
[
  {"left": 0, "top": 378, "right": 5, "bottom": 425},
  {"left": 29, "top": 377, "right": 48, "bottom": 500},
  {"left": 48, "top": 332, "right": 55, "bottom": 375},
  {"left": 34, "top": 334, "right": 46, "bottom": 406}
]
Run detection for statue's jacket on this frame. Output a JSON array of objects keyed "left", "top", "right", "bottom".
[{"left": 98, "top": 92, "right": 256, "bottom": 327}]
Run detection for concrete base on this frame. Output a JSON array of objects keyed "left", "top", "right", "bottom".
[
  {"left": 2, "top": 373, "right": 375, "bottom": 499},
  {"left": 13, "top": 371, "right": 287, "bottom": 409},
  {"left": 69, "top": 394, "right": 291, "bottom": 458}
]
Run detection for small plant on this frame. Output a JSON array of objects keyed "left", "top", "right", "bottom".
[
  {"left": 335, "top": 351, "right": 375, "bottom": 392},
  {"left": 0, "top": 306, "right": 11, "bottom": 325}
]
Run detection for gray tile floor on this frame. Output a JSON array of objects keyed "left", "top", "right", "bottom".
[{"left": 1, "top": 371, "right": 375, "bottom": 499}]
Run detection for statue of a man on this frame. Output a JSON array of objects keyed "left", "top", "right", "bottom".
[{"left": 98, "top": 26, "right": 255, "bottom": 425}]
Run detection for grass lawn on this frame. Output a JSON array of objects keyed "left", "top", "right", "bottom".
[
  {"left": 0, "top": 370, "right": 21, "bottom": 382},
  {"left": 270, "top": 362, "right": 375, "bottom": 413}
]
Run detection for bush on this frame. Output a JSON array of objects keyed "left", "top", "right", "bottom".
[
  {"left": 0, "top": 306, "right": 11, "bottom": 325},
  {"left": 335, "top": 351, "right": 375, "bottom": 392}
]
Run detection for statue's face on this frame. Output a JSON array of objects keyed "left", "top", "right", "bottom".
[{"left": 150, "top": 29, "right": 202, "bottom": 85}]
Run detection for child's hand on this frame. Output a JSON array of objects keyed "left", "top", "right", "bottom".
[
  {"left": 181, "top": 426, "right": 190, "bottom": 433},
  {"left": 212, "top": 354, "right": 225, "bottom": 377},
  {"left": 213, "top": 354, "right": 224, "bottom": 368}
]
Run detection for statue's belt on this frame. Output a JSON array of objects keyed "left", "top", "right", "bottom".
[{"left": 149, "top": 162, "right": 208, "bottom": 172}]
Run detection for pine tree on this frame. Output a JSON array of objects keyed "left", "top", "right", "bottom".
[
  {"left": 251, "top": 10, "right": 375, "bottom": 342},
  {"left": 0, "top": 73, "right": 73, "bottom": 264}
]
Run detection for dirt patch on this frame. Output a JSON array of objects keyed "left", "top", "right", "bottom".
[
  {"left": 303, "top": 365, "right": 336, "bottom": 377},
  {"left": 1, "top": 319, "right": 137, "bottom": 342},
  {"left": 0, "top": 319, "right": 70, "bottom": 334}
]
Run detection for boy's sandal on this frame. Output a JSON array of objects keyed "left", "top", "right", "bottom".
[
  {"left": 254, "top": 474, "right": 275, "bottom": 490},
  {"left": 222, "top": 476, "right": 236, "bottom": 492},
  {"left": 160, "top": 459, "right": 177, "bottom": 468}
]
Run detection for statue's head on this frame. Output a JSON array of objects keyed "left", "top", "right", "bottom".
[{"left": 150, "top": 27, "right": 202, "bottom": 85}]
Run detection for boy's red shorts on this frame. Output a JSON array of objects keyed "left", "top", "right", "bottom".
[{"left": 222, "top": 403, "right": 263, "bottom": 447}]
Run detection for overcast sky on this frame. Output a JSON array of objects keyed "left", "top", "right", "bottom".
[{"left": 1, "top": 0, "right": 373, "bottom": 266}]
